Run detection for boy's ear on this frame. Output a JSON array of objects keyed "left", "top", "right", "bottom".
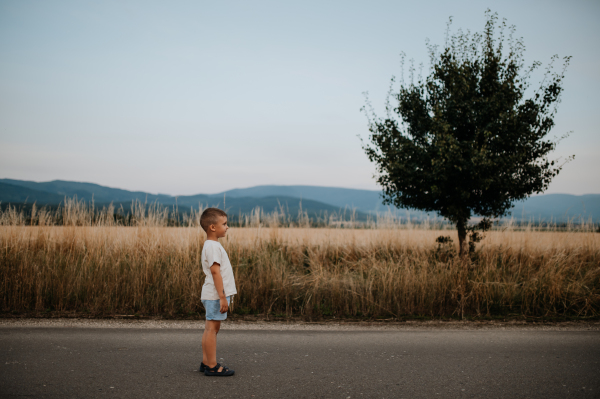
[{"left": 209, "top": 224, "right": 216, "bottom": 232}]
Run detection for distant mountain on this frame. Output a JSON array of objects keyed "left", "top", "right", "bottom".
[
  {"left": 222, "top": 185, "right": 384, "bottom": 213},
  {"left": 0, "top": 182, "right": 66, "bottom": 204},
  {"left": 0, "top": 179, "right": 360, "bottom": 219},
  {"left": 0, "top": 178, "right": 174, "bottom": 204},
  {"left": 221, "top": 185, "right": 600, "bottom": 222},
  {"left": 1, "top": 178, "right": 598, "bottom": 222},
  {"left": 511, "top": 194, "right": 600, "bottom": 223}
]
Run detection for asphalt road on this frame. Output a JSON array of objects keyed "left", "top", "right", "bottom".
[{"left": 1, "top": 327, "right": 599, "bottom": 398}]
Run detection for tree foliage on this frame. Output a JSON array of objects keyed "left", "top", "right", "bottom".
[{"left": 363, "top": 10, "right": 572, "bottom": 254}]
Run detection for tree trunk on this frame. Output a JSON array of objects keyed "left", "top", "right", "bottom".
[{"left": 457, "top": 219, "right": 467, "bottom": 256}]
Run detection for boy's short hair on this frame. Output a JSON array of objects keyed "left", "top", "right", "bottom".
[{"left": 200, "top": 208, "right": 228, "bottom": 232}]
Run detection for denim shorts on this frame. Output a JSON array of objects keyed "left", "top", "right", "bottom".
[{"left": 201, "top": 296, "right": 231, "bottom": 321}]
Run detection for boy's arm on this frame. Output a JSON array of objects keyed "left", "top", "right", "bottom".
[{"left": 210, "top": 262, "right": 228, "bottom": 313}]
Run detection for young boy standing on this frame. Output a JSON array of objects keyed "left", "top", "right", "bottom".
[{"left": 199, "top": 208, "right": 237, "bottom": 377}]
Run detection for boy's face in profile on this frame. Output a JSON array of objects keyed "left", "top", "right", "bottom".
[{"left": 211, "top": 216, "right": 228, "bottom": 238}]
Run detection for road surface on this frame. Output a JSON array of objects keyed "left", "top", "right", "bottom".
[{"left": 1, "top": 322, "right": 599, "bottom": 398}]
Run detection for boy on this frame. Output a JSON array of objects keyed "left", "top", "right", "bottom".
[{"left": 199, "top": 208, "right": 237, "bottom": 377}]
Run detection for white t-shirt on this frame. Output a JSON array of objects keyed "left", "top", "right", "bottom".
[{"left": 200, "top": 240, "right": 237, "bottom": 300}]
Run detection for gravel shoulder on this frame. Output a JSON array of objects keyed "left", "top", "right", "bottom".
[{"left": 1, "top": 317, "right": 598, "bottom": 331}]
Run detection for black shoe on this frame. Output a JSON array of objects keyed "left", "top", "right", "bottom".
[
  {"left": 199, "top": 362, "right": 207, "bottom": 372},
  {"left": 204, "top": 363, "right": 235, "bottom": 377}
]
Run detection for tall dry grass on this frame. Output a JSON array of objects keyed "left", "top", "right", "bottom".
[{"left": 1, "top": 222, "right": 598, "bottom": 319}]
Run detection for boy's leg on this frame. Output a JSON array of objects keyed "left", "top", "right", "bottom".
[{"left": 202, "top": 320, "right": 221, "bottom": 369}]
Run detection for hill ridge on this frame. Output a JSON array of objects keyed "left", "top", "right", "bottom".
[{"left": 1, "top": 178, "right": 598, "bottom": 222}]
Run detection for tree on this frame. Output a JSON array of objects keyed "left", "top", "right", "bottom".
[{"left": 363, "top": 10, "right": 572, "bottom": 255}]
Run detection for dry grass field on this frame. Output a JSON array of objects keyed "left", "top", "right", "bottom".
[{"left": 1, "top": 220, "right": 598, "bottom": 319}]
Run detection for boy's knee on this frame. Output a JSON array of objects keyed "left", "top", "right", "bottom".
[{"left": 205, "top": 320, "right": 221, "bottom": 333}]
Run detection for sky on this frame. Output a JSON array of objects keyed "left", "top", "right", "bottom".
[{"left": 0, "top": 0, "right": 598, "bottom": 195}]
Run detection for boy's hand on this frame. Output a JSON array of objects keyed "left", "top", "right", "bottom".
[{"left": 219, "top": 297, "right": 228, "bottom": 313}]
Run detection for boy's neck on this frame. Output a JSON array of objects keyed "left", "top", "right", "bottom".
[{"left": 206, "top": 234, "right": 219, "bottom": 242}]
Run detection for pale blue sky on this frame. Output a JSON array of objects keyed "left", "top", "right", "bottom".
[{"left": 0, "top": 0, "right": 598, "bottom": 195}]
